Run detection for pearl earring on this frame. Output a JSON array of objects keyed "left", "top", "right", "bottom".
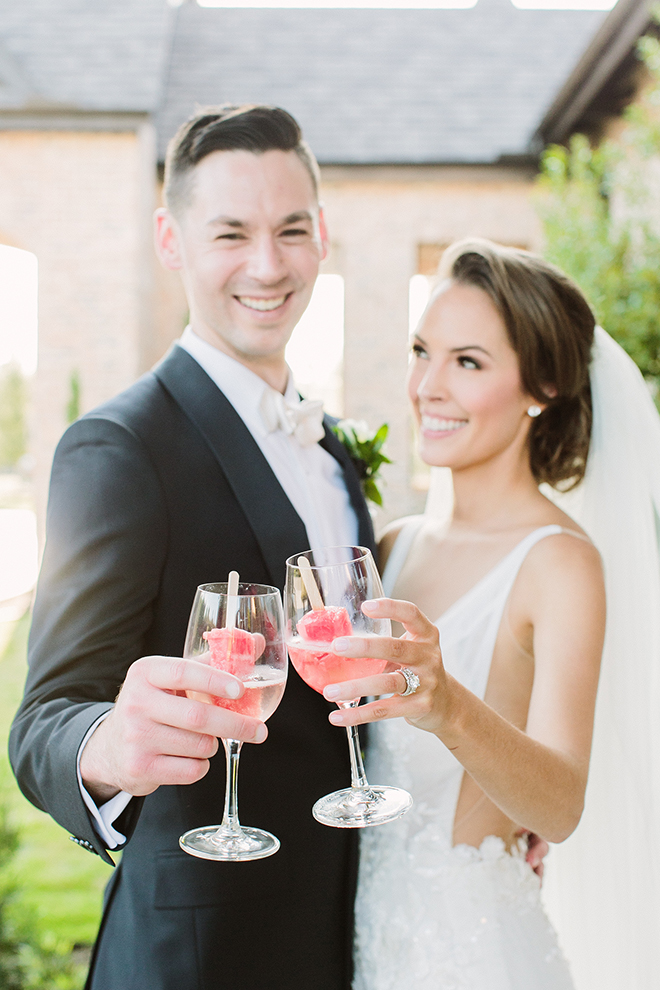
[{"left": 527, "top": 405, "right": 542, "bottom": 418}]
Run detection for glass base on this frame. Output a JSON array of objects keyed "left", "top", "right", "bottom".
[
  {"left": 179, "top": 824, "right": 280, "bottom": 862},
  {"left": 312, "top": 785, "right": 413, "bottom": 828}
]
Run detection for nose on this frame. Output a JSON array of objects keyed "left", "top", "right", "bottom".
[
  {"left": 416, "top": 359, "right": 448, "bottom": 402},
  {"left": 244, "top": 233, "right": 288, "bottom": 285}
]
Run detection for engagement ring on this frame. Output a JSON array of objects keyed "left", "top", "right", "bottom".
[{"left": 399, "top": 667, "right": 420, "bottom": 697}]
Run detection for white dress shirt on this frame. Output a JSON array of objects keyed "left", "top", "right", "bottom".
[
  {"left": 178, "top": 326, "right": 358, "bottom": 550},
  {"left": 80, "top": 326, "right": 359, "bottom": 847}
]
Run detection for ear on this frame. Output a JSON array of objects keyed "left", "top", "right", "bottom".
[
  {"left": 542, "top": 383, "right": 558, "bottom": 399},
  {"left": 318, "top": 206, "right": 329, "bottom": 262},
  {"left": 154, "top": 208, "right": 183, "bottom": 272}
]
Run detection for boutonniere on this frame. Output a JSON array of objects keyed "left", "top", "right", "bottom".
[{"left": 332, "top": 419, "right": 391, "bottom": 506}]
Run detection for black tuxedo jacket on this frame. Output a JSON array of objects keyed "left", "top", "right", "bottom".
[{"left": 9, "top": 346, "right": 375, "bottom": 990}]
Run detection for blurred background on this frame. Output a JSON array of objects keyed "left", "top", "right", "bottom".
[{"left": 1, "top": 0, "right": 659, "bottom": 984}]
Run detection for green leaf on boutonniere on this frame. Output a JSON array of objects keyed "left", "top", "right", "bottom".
[{"left": 331, "top": 419, "right": 392, "bottom": 506}]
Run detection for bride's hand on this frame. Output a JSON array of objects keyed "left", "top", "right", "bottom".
[{"left": 323, "top": 598, "right": 455, "bottom": 736}]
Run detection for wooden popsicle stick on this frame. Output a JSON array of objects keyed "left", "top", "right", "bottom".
[
  {"left": 226, "top": 570, "right": 239, "bottom": 630},
  {"left": 297, "top": 556, "right": 324, "bottom": 610}
]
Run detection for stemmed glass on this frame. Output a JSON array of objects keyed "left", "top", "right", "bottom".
[
  {"left": 179, "top": 578, "right": 287, "bottom": 861},
  {"left": 285, "top": 546, "right": 412, "bottom": 827}
]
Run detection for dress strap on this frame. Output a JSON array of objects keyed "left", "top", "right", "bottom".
[
  {"left": 558, "top": 526, "right": 593, "bottom": 544},
  {"left": 381, "top": 517, "right": 425, "bottom": 596}
]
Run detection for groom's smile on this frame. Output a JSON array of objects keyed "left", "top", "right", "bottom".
[{"left": 235, "top": 293, "right": 292, "bottom": 313}]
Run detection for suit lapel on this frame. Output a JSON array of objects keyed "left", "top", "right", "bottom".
[
  {"left": 154, "top": 347, "right": 309, "bottom": 589},
  {"left": 319, "top": 420, "right": 376, "bottom": 555}
]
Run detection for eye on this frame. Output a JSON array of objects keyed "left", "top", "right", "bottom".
[
  {"left": 216, "top": 232, "right": 247, "bottom": 241},
  {"left": 458, "top": 355, "right": 481, "bottom": 370},
  {"left": 411, "top": 342, "right": 429, "bottom": 360},
  {"left": 280, "top": 227, "right": 310, "bottom": 239}
]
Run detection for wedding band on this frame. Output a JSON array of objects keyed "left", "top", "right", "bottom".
[{"left": 399, "top": 667, "right": 420, "bottom": 697}]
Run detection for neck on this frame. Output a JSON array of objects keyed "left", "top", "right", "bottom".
[
  {"left": 449, "top": 451, "right": 543, "bottom": 534},
  {"left": 189, "top": 321, "right": 289, "bottom": 393}
]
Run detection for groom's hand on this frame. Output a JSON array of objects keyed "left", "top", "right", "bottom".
[
  {"left": 79, "top": 655, "right": 268, "bottom": 803},
  {"left": 521, "top": 830, "right": 550, "bottom": 879}
]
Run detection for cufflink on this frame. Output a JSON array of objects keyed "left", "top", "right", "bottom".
[{"left": 69, "top": 835, "right": 97, "bottom": 854}]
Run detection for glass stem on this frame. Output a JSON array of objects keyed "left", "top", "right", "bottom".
[
  {"left": 221, "top": 738, "right": 243, "bottom": 833},
  {"left": 339, "top": 701, "right": 369, "bottom": 790}
]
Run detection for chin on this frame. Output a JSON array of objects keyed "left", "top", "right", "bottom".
[
  {"left": 235, "top": 333, "right": 291, "bottom": 360},
  {"left": 418, "top": 448, "right": 453, "bottom": 470}
]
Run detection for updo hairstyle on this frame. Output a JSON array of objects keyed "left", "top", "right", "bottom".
[{"left": 437, "top": 239, "right": 595, "bottom": 491}]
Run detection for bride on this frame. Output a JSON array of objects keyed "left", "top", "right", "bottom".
[{"left": 324, "top": 239, "right": 659, "bottom": 989}]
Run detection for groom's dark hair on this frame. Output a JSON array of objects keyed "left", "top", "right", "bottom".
[{"left": 164, "top": 105, "right": 320, "bottom": 216}]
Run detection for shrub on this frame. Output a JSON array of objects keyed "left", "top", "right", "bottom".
[{"left": 0, "top": 792, "right": 84, "bottom": 989}]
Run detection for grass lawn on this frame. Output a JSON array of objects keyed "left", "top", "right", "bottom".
[{"left": 0, "top": 610, "right": 113, "bottom": 948}]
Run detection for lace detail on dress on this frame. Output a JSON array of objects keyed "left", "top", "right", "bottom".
[{"left": 354, "top": 824, "right": 569, "bottom": 990}]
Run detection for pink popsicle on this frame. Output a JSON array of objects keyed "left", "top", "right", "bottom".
[
  {"left": 288, "top": 606, "right": 387, "bottom": 694},
  {"left": 298, "top": 606, "right": 352, "bottom": 643},
  {"left": 203, "top": 627, "right": 259, "bottom": 679},
  {"left": 200, "top": 627, "right": 267, "bottom": 712}
]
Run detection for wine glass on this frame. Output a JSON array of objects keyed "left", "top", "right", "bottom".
[
  {"left": 179, "top": 580, "right": 287, "bottom": 861},
  {"left": 284, "top": 546, "right": 412, "bottom": 828}
]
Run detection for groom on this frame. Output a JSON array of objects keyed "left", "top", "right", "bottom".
[{"left": 10, "top": 105, "right": 375, "bottom": 990}]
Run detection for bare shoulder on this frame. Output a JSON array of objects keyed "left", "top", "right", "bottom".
[
  {"left": 519, "top": 524, "right": 605, "bottom": 615},
  {"left": 377, "top": 515, "right": 424, "bottom": 572},
  {"left": 519, "top": 492, "right": 602, "bottom": 572}
]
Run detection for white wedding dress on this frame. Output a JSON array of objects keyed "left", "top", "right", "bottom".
[{"left": 353, "top": 521, "right": 575, "bottom": 990}]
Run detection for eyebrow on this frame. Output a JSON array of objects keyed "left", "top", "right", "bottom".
[
  {"left": 412, "top": 335, "right": 494, "bottom": 359},
  {"left": 449, "top": 345, "right": 493, "bottom": 357},
  {"left": 207, "top": 215, "right": 244, "bottom": 228},
  {"left": 281, "top": 211, "right": 314, "bottom": 225},
  {"left": 206, "top": 211, "right": 314, "bottom": 228}
]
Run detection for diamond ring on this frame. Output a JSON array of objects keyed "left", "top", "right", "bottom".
[{"left": 399, "top": 667, "right": 420, "bottom": 697}]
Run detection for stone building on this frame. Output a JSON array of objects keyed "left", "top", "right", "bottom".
[{"left": 0, "top": 0, "right": 611, "bottom": 525}]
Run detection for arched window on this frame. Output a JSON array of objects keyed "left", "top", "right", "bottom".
[
  {"left": 285, "top": 273, "right": 344, "bottom": 416},
  {"left": 409, "top": 273, "right": 432, "bottom": 336},
  {"left": 0, "top": 243, "right": 38, "bottom": 375}
]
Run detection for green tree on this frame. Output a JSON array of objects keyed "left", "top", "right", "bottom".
[
  {"left": 535, "top": 28, "right": 660, "bottom": 394},
  {"left": 0, "top": 364, "right": 27, "bottom": 469}
]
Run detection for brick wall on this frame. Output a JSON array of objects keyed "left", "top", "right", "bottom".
[{"left": 0, "top": 126, "right": 157, "bottom": 530}]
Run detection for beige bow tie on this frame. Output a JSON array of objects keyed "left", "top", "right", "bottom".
[{"left": 260, "top": 388, "right": 325, "bottom": 447}]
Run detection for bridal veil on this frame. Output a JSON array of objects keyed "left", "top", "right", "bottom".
[{"left": 426, "top": 326, "right": 660, "bottom": 990}]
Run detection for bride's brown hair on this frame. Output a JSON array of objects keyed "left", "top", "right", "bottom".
[{"left": 438, "top": 238, "right": 595, "bottom": 491}]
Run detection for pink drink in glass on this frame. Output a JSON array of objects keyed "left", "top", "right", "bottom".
[
  {"left": 287, "top": 606, "right": 387, "bottom": 694},
  {"left": 189, "top": 627, "right": 286, "bottom": 719}
]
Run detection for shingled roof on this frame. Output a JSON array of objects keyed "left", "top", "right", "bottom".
[
  {"left": 0, "top": 0, "right": 607, "bottom": 165},
  {"left": 158, "top": 0, "right": 606, "bottom": 164},
  {"left": 0, "top": 0, "right": 173, "bottom": 113}
]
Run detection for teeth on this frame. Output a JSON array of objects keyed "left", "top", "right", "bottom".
[
  {"left": 421, "top": 416, "right": 467, "bottom": 432},
  {"left": 237, "top": 295, "right": 287, "bottom": 312}
]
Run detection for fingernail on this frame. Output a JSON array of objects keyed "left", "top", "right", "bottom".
[
  {"left": 333, "top": 638, "right": 349, "bottom": 653},
  {"left": 324, "top": 684, "right": 340, "bottom": 700},
  {"left": 255, "top": 724, "right": 268, "bottom": 743},
  {"left": 329, "top": 711, "right": 343, "bottom": 725},
  {"left": 362, "top": 600, "right": 377, "bottom": 612},
  {"left": 226, "top": 681, "right": 241, "bottom": 699}
]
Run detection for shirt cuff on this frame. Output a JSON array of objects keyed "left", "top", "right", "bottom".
[{"left": 76, "top": 710, "right": 132, "bottom": 849}]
